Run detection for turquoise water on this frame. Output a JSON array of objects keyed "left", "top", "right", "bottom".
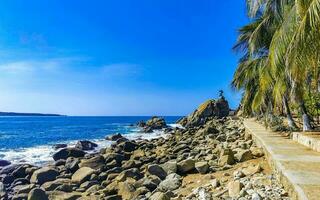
[{"left": 0, "top": 116, "right": 180, "bottom": 165}]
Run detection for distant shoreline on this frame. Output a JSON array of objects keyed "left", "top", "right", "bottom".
[{"left": 0, "top": 112, "right": 64, "bottom": 116}]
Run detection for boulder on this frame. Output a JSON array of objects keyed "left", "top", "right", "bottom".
[
  {"left": 235, "top": 150, "right": 253, "bottom": 162},
  {"left": 53, "top": 148, "right": 85, "bottom": 161},
  {"left": 141, "top": 117, "right": 167, "bottom": 132},
  {"left": 116, "top": 168, "right": 143, "bottom": 182},
  {"left": 30, "top": 167, "right": 59, "bottom": 185},
  {"left": 53, "top": 144, "right": 67, "bottom": 150},
  {"left": 177, "top": 159, "right": 195, "bottom": 174},
  {"left": 242, "top": 164, "right": 262, "bottom": 176},
  {"left": 161, "top": 161, "right": 177, "bottom": 174},
  {"left": 75, "top": 140, "right": 98, "bottom": 151},
  {"left": 41, "top": 178, "right": 74, "bottom": 191},
  {"left": 27, "top": 188, "right": 48, "bottom": 200},
  {"left": 79, "top": 155, "right": 105, "bottom": 170},
  {"left": 117, "top": 181, "right": 136, "bottom": 200},
  {"left": 149, "top": 192, "right": 170, "bottom": 200},
  {"left": 105, "top": 133, "right": 124, "bottom": 141},
  {"left": 147, "top": 164, "right": 167, "bottom": 180},
  {"left": 120, "top": 141, "right": 137, "bottom": 152},
  {"left": 195, "top": 161, "right": 209, "bottom": 174},
  {"left": 158, "top": 173, "right": 182, "bottom": 192},
  {"left": 0, "top": 160, "right": 11, "bottom": 167},
  {"left": 71, "top": 167, "right": 95, "bottom": 184},
  {"left": 178, "top": 97, "right": 229, "bottom": 127},
  {"left": 228, "top": 180, "right": 243, "bottom": 197}
]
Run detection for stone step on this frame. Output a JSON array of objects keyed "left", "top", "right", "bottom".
[{"left": 244, "top": 119, "right": 320, "bottom": 200}]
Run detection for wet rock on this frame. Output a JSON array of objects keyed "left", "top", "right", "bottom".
[
  {"left": 106, "top": 133, "right": 124, "bottom": 141},
  {"left": 53, "top": 148, "right": 85, "bottom": 161},
  {"left": 75, "top": 140, "right": 98, "bottom": 151},
  {"left": 30, "top": 167, "right": 59, "bottom": 185},
  {"left": 53, "top": 144, "right": 68, "bottom": 150},
  {"left": 0, "top": 160, "right": 11, "bottom": 167}
]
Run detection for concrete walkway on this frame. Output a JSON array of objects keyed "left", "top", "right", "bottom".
[{"left": 244, "top": 119, "right": 320, "bottom": 200}]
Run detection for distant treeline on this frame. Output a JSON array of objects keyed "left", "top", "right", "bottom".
[{"left": 0, "top": 112, "right": 63, "bottom": 116}]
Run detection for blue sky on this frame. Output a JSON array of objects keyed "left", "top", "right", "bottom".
[{"left": 0, "top": 0, "right": 247, "bottom": 116}]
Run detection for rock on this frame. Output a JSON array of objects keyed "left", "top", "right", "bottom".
[
  {"left": 75, "top": 140, "right": 98, "bottom": 151},
  {"left": 252, "top": 192, "right": 262, "bottom": 200},
  {"left": 195, "top": 161, "right": 209, "bottom": 174},
  {"left": 106, "top": 133, "right": 124, "bottom": 141},
  {"left": 53, "top": 148, "right": 85, "bottom": 161},
  {"left": 0, "top": 164, "right": 21, "bottom": 175},
  {"left": 178, "top": 97, "right": 229, "bottom": 127},
  {"left": 28, "top": 188, "right": 48, "bottom": 200},
  {"left": 158, "top": 173, "right": 182, "bottom": 192},
  {"left": 136, "top": 121, "right": 146, "bottom": 127},
  {"left": 41, "top": 178, "right": 74, "bottom": 191},
  {"left": 0, "top": 160, "right": 11, "bottom": 167},
  {"left": 177, "top": 159, "right": 195, "bottom": 174},
  {"left": 147, "top": 164, "right": 167, "bottom": 180},
  {"left": 79, "top": 155, "right": 105, "bottom": 170},
  {"left": 53, "top": 144, "right": 68, "bottom": 150},
  {"left": 30, "top": 167, "right": 59, "bottom": 185},
  {"left": 71, "top": 167, "right": 95, "bottom": 184},
  {"left": 119, "top": 141, "right": 137, "bottom": 152},
  {"left": 250, "top": 147, "right": 264, "bottom": 157},
  {"left": 149, "top": 192, "right": 170, "bottom": 200},
  {"left": 116, "top": 168, "right": 142, "bottom": 182},
  {"left": 219, "top": 149, "right": 235, "bottom": 166},
  {"left": 146, "top": 117, "right": 167, "bottom": 129},
  {"left": 65, "top": 157, "right": 80, "bottom": 173},
  {"left": 242, "top": 164, "right": 262, "bottom": 176},
  {"left": 235, "top": 150, "right": 253, "bottom": 162},
  {"left": 228, "top": 180, "right": 243, "bottom": 197},
  {"left": 117, "top": 181, "right": 136, "bottom": 200},
  {"left": 161, "top": 161, "right": 177, "bottom": 174}
]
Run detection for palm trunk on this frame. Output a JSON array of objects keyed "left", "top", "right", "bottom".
[
  {"left": 283, "top": 97, "right": 297, "bottom": 129},
  {"left": 299, "top": 101, "right": 312, "bottom": 131}
]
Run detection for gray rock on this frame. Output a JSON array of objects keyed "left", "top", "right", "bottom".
[
  {"left": 30, "top": 167, "right": 59, "bottom": 185},
  {"left": 147, "top": 164, "right": 167, "bottom": 180},
  {"left": 158, "top": 173, "right": 182, "bottom": 192},
  {"left": 195, "top": 161, "right": 209, "bottom": 174},
  {"left": 177, "top": 158, "right": 195, "bottom": 174},
  {"left": 53, "top": 148, "right": 85, "bottom": 161}
]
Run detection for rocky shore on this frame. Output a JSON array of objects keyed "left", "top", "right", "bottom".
[{"left": 0, "top": 98, "right": 290, "bottom": 200}]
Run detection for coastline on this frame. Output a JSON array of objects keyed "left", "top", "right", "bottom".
[{"left": 0, "top": 99, "right": 291, "bottom": 200}]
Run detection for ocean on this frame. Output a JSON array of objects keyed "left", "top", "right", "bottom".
[{"left": 0, "top": 116, "right": 181, "bottom": 165}]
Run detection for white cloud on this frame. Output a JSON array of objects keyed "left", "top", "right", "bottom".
[{"left": 0, "top": 57, "right": 80, "bottom": 75}]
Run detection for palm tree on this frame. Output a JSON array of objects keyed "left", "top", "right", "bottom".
[{"left": 234, "top": 0, "right": 320, "bottom": 130}]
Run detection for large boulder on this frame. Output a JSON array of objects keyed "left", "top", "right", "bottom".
[
  {"left": 0, "top": 160, "right": 11, "bottom": 167},
  {"left": 147, "top": 164, "right": 167, "bottom": 180},
  {"left": 75, "top": 140, "right": 98, "bottom": 151},
  {"left": 158, "top": 173, "right": 182, "bottom": 192},
  {"left": 53, "top": 148, "right": 85, "bottom": 161},
  {"left": 71, "top": 167, "right": 95, "bottom": 184},
  {"left": 140, "top": 117, "right": 167, "bottom": 132},
  {"left": 177, "top": 159, "right": 195, "bottom": 174},
  {"left": 178, "top": 97, "right": 229, "bottom": 127},
  {"left": 28, "top": 188, "right": 48, "bottom": 200},
  {"left": 30, "top": 167, "right": 59, "bottom": 185}
]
